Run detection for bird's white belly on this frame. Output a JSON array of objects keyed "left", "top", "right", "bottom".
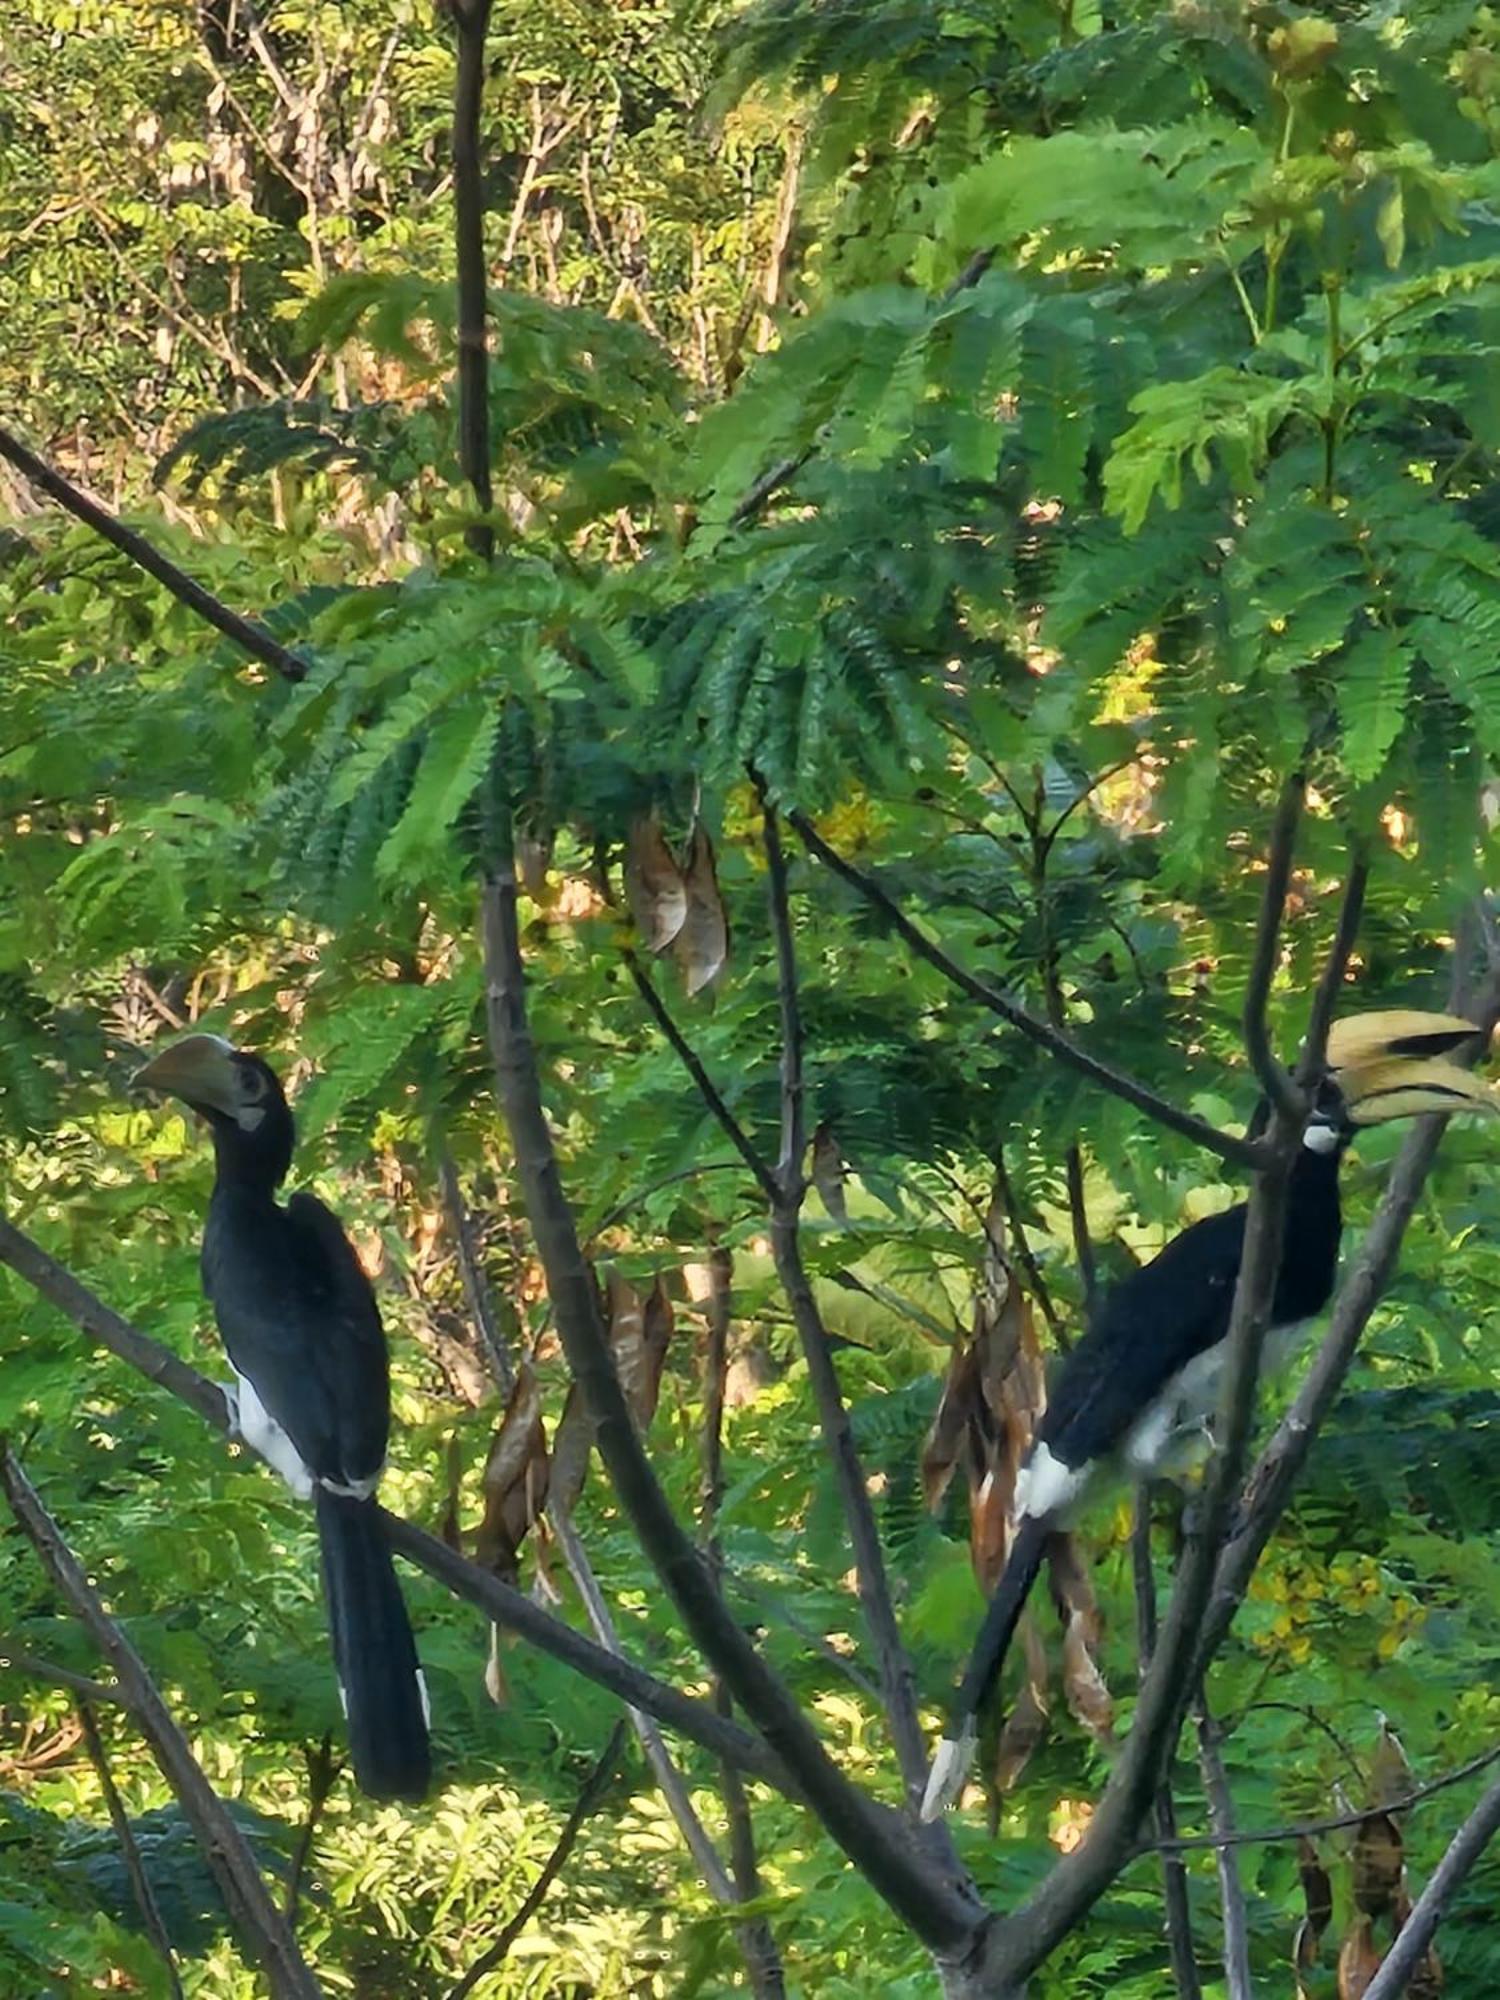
[
  {"left": 232, "top": 1369, "right": 314, "bottom": 1499},
  {"left": 1123, "top": 1318, "right": 1311, "bottom": 1478}
]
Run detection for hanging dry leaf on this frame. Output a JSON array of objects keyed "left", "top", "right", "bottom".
[
  {"left": 992, "top": 1616, "right": 1050, "bottom": 1794},
  {"left": 624, "top": 814, "right": 687, "bottom": 953},
  {"left": 674, "top": 819, "right": 729, "bottom": 995},
  {"left": 1299, "top": 1836, "right": 1335, "bottom": 1943},
  {"left": 921, "top": 1340, "right": 983, "bottom": 1514},
  {"left": 1369, "top": 1715, "right": 1415, "bottom": 1806},
  {"left": 516, "top": 826, "right": 555, "bottom": 900},
  {"left": 1351, "top": 1809, "right": 1405, "bottom": 1919},
  {"left": 1061, "top": 1606, "right": 1115, "bottom": 1748},
  {"left": 484, "top": 1620, "right": 509, "bottom": 1706},
  {"left": 811, "top": 1122, "right": 848, "bottom": 1223},
  {"left": 474, "top": 1361, "right": 550, "bottom": 1584},
  {"left": 1408, "top": 1941, "right": 1443, "bottom": 1998},
  {"left": 439, "top": 1432, "right": 464, "bottom": 1553},
  {"left": 970, "top": 1468, "right": 1010, "bottom": 1596},
  {"left": 549, "top": 1382, "right": 594, "bottom": 1518},
  {"left": 1337, "top": 1918, "right": 1382, "bottom": 1999},
  {"left": 639, "top": 1273, "right": 675, "bottom": 1427}
]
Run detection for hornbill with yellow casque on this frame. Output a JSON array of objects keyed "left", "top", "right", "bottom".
[
  {"left": 921, "top": 1009, "right": 1497, "bottom": 1819},
  {"left": 134, "top": 1034, "right": 431, "bottom": 1804}
]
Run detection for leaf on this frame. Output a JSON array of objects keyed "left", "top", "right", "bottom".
[
  {"left": 625, "top": 815, "right": 687, "bottom": 953},
  {"left": 1351, "top": 1809, "right": 1405, "bottom": 1919},
  {"left": 921, "top": 1339, "right": 981, "bottom": 1513},
  {"left": 673, "top": 821, "right": 729, "bottom": 996},
  {"left": 992, "top": 1616, "right": 1050, "bottom": 1794},
  {"left": 1368, "top": 1715, "right": 1415, "bottom": 1805},
  {"left": 1338, "top": 1918, "right": 1382, "bottom": 2000},
  {"left": 474, "top": 1362, "right": 550, "bottom": 1585},
  {"left": 375, "top": 696, "right": 501, "bottom": 883},
  {"left": 811, "top": 1122, "right": 848, "bottom": 1223},
  {"left": 606, "top": 1268, "right": 673, "bottom": 1431},
  {"left": 1338, "top": 630, "right": 1412, "bottom": 784},
  {"left": 1060, "top": 1608, "right": 1115, "bottom": 1748}
]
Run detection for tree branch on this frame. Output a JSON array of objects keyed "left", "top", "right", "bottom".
[
  {"left": 1132, "top": 1499, "right": 1202, "bottom": 2000},
  {"left": 760, "top": 797, "right": 932, "bottom": 1808},
  {"left": 623, "top": 951, "right": 780, "bottom": 1205},
  {"left": 446, "top": 1720, "right": 627, "bottom": 2000},
  {"left": 0, "top": 1445, "right": 322, "bottom": 1999},
  {"left": 478, "top": 864, "right": 981, "bottom": 1952},
  {"left": 0, "top": 428, "right": 308, "bottom": 684},
  {"left": 1242, "top": 772, "right": 1308, "bottom": 1122},
  {"left": 788, "top": 812, "right": 1261, "bottom": 1170},
  {"left": 1194, "top": 1695, "right": 1251, "bottom": 2000},
  {"left": 1362, "top": 1772, "right": 1500, "bottom": 2000},
  {"left": 284, "top": 1734, "right": 342, "bottom": 1928},
  {"left": 0, "top": 1208, "right": 789, "bottom": 1787},
  {"left": 0, "top": 1642, "right": 122, "bottom": 1706},
  {"left": 437, "top": 1147, "right": 515, "bottom": 1396},
  {"left": 448, "top": 0, "right": 496, "bottom": 562},
  {"left": 76, "top": 1695, "right": 186, "bottom": 2000}
]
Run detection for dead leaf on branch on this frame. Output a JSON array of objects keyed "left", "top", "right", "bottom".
[
  {"left": 1061, "top": 1606, "right": 1115, "bottom": 1748},
  {"left": 992, "top": 1614, "right": 1050, "bottom": 1795},
  {"left": 624, "top": 813, "right": 687, "bottom": 953},
  {"left": 1351, "top": 1809, "right": 1405, "bottom": 1919},
  {"left": 674, "top": 819, "right": 729, "bottom": 995},
  {"left": 475, "top": 1360, "right": 550, "bottom": 1585},
  {"left": 811, "top": 1121, "right": 848, "bottom": 1222},
  {"left": 1337, "top": 1918, "right": 1381, "bottom": 1999}
]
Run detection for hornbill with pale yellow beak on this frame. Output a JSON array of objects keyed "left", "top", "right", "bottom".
[
  {"left": 922, "top": 1010, "right": 1496, "bottom": 1819},
  {"left": 134, "top": 1034, "right": 430, "bottom": 1803}
]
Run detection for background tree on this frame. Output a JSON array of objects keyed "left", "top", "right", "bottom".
[{"left": 5, "top": 0, "right": 1500, "bottom": 1994}]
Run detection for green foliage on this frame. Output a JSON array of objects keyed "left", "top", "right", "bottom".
[{"left": 7, "top": 0, "right": 1500, "bottom": 1993}]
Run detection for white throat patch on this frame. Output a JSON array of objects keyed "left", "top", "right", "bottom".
[{"left": 1302, "top": 1121, "right": 1340, "bottom": 1154}]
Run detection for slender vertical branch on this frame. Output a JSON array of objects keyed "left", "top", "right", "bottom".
[
  {"left": 1133, "top": 1499, "right": 1202, "bottom": 2000},
  {"left": 448, "top": 0, "right": 495, "bottom": 561},
  {"left": 1, "top": 1445, "right": 323, "bottom": 2000},
  {"left": 1362, "top": 1773, "right": 1500, "bottom": 2000},
  {"left": 76, "top": 1697, "right": 186, "bottom": 2000},
  {"left": 284, "top": 1734, "right": 343, "bottom": 1928},
  {"left": 478, "top": 867, "right": 980, "bottom": 1949},
  {"left": 760, "top": 797, "right": 930, "bottom": 1805},
  {"left": 437, "top": 1148, "right": 515, "bottom": 1396},
  {"left": 1195, "top": 1696, "right": 1252, "bottom": 2000},
  {"left": 990, "top": 1152, "right": 1068, "bottom": 1350},
  {"left": 1243, "top": 772, "right": 1307, "bottom": 1122}
]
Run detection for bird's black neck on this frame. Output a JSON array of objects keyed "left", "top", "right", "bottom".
[{"left": 205, "top": 1110, "right": 294, "bottom": 1196}]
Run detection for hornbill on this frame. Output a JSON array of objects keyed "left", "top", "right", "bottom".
[
  {"left": 133, "top": 1033, "right": 431, "bottom": 1803},
  {"left": 921, "top": 1009, "right": 1496, "bottom": 1819}
]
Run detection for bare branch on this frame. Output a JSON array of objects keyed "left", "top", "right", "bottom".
[
  {"left": 623, "top": 950, "right": 780, "bottom": 1205},
  {"left": 0, "top": 1642, "right": 122, "bottom": 1706},
  {"left": 1243, "top": 773, "right": 1308, "bottom": 1123},
  {"left": 788, "top": 812, "right": 1261, "bottom": 1170},
  {"left": 1362, "top": 1773, "right": 1500, "bottom": 2000},
  {"left": 1295, "top": 847, "right": 1369, "bottom": 1087},
  {"left": 479, "top": 865, "right": 981, "bottom": 1952},
  {"left": 0, "top": 1445, "right": 322, "bottom": 1999},
  {"left": 1132, "top": 1500, "right": 1202, "bottom": 2000},
  {"left": 446, "top": 1720, "right": 627, "bottom": 2000},
  {"left": 76, "top": 1696, "right": 186, "bottom": 2000},
  {"left": 761, "top": 798, "right": 932, "bottom": 1807},
  {"left": 437, "top": 1148, "right": 515, "bottom": 1396},
  {"left": 0, "top": 428, "right": 308, "bottom": 685},
  {"left": 1195, "top": 1696, "right": 1251, "bottom": 2000},
  {"left": 0, "top": 1208, "right": 789, "bottom": 1786},
  {"left": 448, "top": 0, "right": 496, "bottom": 562},
  {"left": 285, "top": 1734, "right": 343, "bottom": 1928}
]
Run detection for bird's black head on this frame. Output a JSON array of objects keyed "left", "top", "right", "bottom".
[{"left": 134, "top": 1034, "right": 295, "bottom": 1189}]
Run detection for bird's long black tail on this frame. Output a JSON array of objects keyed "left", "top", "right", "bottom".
[
  {"left": 315, "top": 1489, "right": 430, "bottom": 1803},
  {"left": 920, "top": 1514, "right": 1049, "bottom": 1819}
]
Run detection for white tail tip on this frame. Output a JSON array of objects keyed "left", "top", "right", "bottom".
[{"left": 921, "top": 1721, "right": 978, "bottom": 1821}]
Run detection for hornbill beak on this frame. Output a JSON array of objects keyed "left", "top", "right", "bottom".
[
  {"left": 1325, "top": 1010, "right": 1497, "bottom": 1125},
  {"left": 133, "top": 1033, "right": 241, "bottom": 1116}
]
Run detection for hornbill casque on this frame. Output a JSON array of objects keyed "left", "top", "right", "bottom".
[
  {"left": 134, "top": 1034, "right": 431, "bottom": 1804},
  {"left": 921, "top": 1009, "right": 1497, "bottom": 1820}
]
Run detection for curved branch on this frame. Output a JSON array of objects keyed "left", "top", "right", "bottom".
[{"left": 787, "top": 812, "right": 1261, "bottom": 1170}]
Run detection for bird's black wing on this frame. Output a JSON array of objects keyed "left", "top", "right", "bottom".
[
  {"left": 203, "top": 1192, "right": 389, "bottom": 1489},
  {"left": 281, "top": 1192, "right": 391, "bottom": 1487},
  {"left": 1037, "top": 1201, "right": 1248, "bottom": 1469}
]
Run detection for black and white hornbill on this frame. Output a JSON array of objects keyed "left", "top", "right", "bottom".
[
  {"left": 133, "top": 1033, "right": 431, "bottom": 1804},
  {"left": 922, "top": 1009, "right": 1496, "bottom": 1820}
]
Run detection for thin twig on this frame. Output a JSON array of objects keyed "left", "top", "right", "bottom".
[
  {"left": 0, "top": 428, "right": 308, "bottom": 684},
  {"left": 760, "top": 796, "right": 931, "bottom": 1807},
  {"left": 0, "top": 1643, "right": 122, "bottom": 1706},
  {"left": 1242, "top": 772, "right": 1308, "bottom": 1123},
  {"left": 1362, "top": 1771, "right": 1500, "bottom": 1999},
  {"left": 448, "top": 0, "right": 496, "bottom": 562},
  {"left": 446, "top": 1720, "right": 627, "bottom": 2000},
  {"left": 437, "top": 1148, "right": 515, "bottom": 1396},
  {"left": 623, "top": 950, "right": 780, "bottom": 1205},
  {"left": 76, "top": 1696, "right": 185, "bottom": 2000},
  {"left": 1, "top": 1445, "right": 321, "bottom": 1998},
  {"left": 990, "top": 1153, "right": 1068, "bottom": 1349},
  {"left": 284, "top": 1734, "right": 343, "bottom": 1928},
  {"left": 788, "top": 812, "right": 1261, "bottom": 1170}
]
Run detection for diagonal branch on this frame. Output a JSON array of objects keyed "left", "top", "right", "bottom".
[
  {"left": 1242, "top": 772, "right": 1308, "bottom": 1122},
  {"left": 479, "top": 862, "right": 981, "bottom": 1952},
  {"left": 1, "top": 1444, "right": 322, "bottom": 2000},
  {"left": 446, "top": 1720, "right": 627, "bottom": 2000},
  {"left": 1362, "top": 1772, "right": 1500, "bottom": 2000},
  {"left": 0, "top": 1209, "right": 788, "bottom": 1787},
  {"left": 448, "top": 0, "right": 496, "bottom": 563},
  {"left": 0, "top": 428, "right": 308, "bottom": 685},
  {"left": 760, "top": 798, "right": 932, "bottom": 1807},
  {"left": 76, "top": 1695, "right": 186, "bottom": 2000},
  {"left": 788, "top": 811, "right": 1261, "bottom": 1170}
]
